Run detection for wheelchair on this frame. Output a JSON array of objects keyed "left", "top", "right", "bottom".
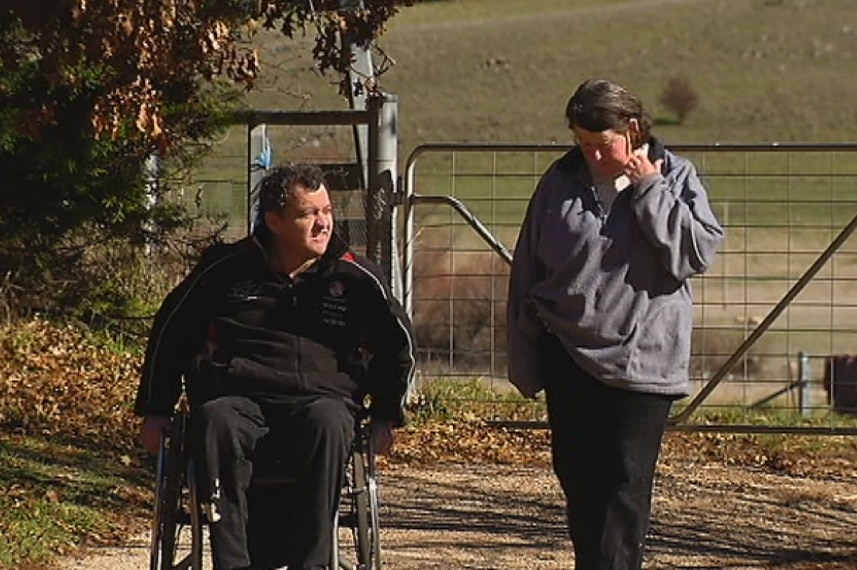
[{"left": 147, "top": 397, "right": 383, "bottom": 570}]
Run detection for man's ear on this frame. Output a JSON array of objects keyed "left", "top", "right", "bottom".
[{"left": 263, "top": 210, "right": 279, "bottom": 234}]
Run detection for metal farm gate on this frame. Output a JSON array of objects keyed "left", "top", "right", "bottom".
[
  {"left": 236, "top": 100, "right": 400, "bottom": 289},
  {"left": 176, "top": 96, "right": 401, "bottom": 291},
  {"left": 183, "top": 133, "right": 857, "bottom": 435},
  {"left": 402, "top": 143, "right": 857, "bottom": 435}
]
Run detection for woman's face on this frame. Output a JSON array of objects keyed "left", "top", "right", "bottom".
[{"left": 573, "top": 126, "right": 633, "bottom": 179}]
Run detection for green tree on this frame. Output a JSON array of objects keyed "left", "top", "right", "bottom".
[{"left": 0, "top": 0, "right": 415, "bottom": 323}]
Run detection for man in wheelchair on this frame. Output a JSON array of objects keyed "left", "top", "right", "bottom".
[{"left": 134, "top": 163, "right": 416, "bottom": 570}]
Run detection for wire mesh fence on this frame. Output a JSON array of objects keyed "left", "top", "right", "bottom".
[
  {"left": 178, "top": 132, "right": 857, "bottom": 432},
  {"left": 403, "top": 143, "right": 857, "bottom": 433},
  {"left": 166, "top": 120, "right": 376, "bottom": 256}
]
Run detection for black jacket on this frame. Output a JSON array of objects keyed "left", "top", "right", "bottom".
[{"left": 134, "top": 232, "right": 415, "bottom": 425}]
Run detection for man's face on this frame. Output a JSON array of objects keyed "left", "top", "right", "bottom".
[
  {"left": 573, "top": 126, "right": 633, "bottom": 179},
  {"left": 266, "top": 183, "right": 333, "bottom": 261}
]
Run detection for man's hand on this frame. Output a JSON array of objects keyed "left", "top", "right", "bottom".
[
  {"left": 369, "top": 420, "right": 395, "bottom": 456},
  {"left": 139, "top": 415, "right": 172, "bottom": 456}
]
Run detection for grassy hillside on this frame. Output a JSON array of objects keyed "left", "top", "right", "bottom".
[
  {"left": 246, "top": 0, "right": 857, "bottom": 155},
  {"left": 188, "top": 0, "right": 857, "bottom": 230}
]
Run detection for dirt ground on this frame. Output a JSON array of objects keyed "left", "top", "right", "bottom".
[
  {"left": 57, "top": 455, "right": 857, "bottom": 570},
  {"left": 376, "top": 461, "right": 857, "bottom": 570}
]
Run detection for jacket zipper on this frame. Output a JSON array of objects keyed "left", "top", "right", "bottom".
[
  {"left": 290, "top": 282, "right": 305, "bottom": 390},
  {"left": 589, "top": 185, "right": 607, "bottom": 222}
]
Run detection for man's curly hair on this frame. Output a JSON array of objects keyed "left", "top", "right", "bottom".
[
  {"left": 257, "top": 163, "right": 326, "bottom": 213},
  {"left": 253, "top": 163, "right": 327, "bottom": 234}
]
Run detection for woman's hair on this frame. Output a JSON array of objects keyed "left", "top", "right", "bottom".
[{"left": 565, "top": 79, "right": 652, "bottom": 147}]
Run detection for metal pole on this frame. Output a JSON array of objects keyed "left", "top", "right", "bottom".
[
  {"left": 365, "top": 95, "right": 381, "bottom": 265},
  {"left": 402, "top": 149, "right": 422, "bottom": 318},
  {"left": 247, "top": 122, "right": 269, "bottom": 233},
  {"left": 798, "top": 351, "right": 811, "bottom": 417},
  {"left": 365, "top": 93, "right": 399, "bottom": 284},
  {"left": 144, "top": 153, "right": 160, "bottom": 254},
  {"left": 340, "top": 0, "right": 374, "bottom": 191},
  {"left": 375, "top": 94, "right": 399, "bottom": 295}
]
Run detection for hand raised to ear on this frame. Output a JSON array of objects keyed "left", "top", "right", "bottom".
[{"left": 625, "top": 155, "right": 663, "bottom": 183}]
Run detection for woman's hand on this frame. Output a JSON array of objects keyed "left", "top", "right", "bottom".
[{"left": 624, "top": 153, "right": 663, "bottom": 184}]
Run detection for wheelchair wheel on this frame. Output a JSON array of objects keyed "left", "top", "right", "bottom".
[
  {"left": 334, "top": 437, "right": 382, "bottom": 570},
  {"left": 149, "top": 410, "right": 204, "bottom": 570},
  {"left": 353, "top": 444, "right": 382, "bottom": 570},
  {"left": 185, "top": 461, "right": 205, "bottom": 568}
]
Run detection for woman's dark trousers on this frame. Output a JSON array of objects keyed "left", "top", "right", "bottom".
[
  {"left": 542, "top": 337, "right": 673, "bottom": 570},
  {"left": 189, "top": 395, "right": 355, "bottom": 570}
]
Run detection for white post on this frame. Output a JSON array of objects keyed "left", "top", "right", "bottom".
[{"left": 248, "top": 123, "right": 271, "bottom": 233}]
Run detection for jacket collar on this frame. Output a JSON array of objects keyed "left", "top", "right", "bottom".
[{"left": 249, "top": 226, "right": 350, "bottom": 276}]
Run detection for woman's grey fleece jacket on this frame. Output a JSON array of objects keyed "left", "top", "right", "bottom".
[{"left": 506, "top": 139, "right": 724, "bottom": 398}]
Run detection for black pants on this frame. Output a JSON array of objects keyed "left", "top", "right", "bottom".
[
  {"left": 189, "top": 395, "right": 355, "bottom": 570},
  {"left": 542, "top": 337, "right": 673, "bottom": 570}
]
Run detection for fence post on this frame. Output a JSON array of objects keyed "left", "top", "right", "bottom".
[
  {"left": 247, "top": 122, "right": 271, "bottom": 233},
  {"left": 366, "top": 93, "right": 399, "bottom": 292},
  {"left": 340, "top": 0, "right": 374, "bottom": 192},
  {"left": 798, "top": 351, "right": 811, "bottom": 417},
  {"left": 144, "top": 153, "right": 160, "bottom": 254}
]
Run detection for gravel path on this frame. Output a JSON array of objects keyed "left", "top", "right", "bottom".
[{"left": 56, "top": 460, "right": 857, "bottom": 569}]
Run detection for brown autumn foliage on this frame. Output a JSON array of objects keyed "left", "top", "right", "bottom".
[
  {"left": 0, "top": 317, "right": 141, "bottom": 453},
  {"left": 0, "top": 317, "right": 854, "bottom": 480},
  {"left": 1, "top": 0, "right": 417, "bottom": 151}
]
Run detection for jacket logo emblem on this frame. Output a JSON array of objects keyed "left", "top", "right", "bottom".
[
  {"left": 328, "top": 280, "right": 346, "bottom": 298},
  {"left": 322, "top": 282, "right": 347, "bottom": 327},
  {"left": 226, "top": 280, "right": 265, "bottom": 301}
]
